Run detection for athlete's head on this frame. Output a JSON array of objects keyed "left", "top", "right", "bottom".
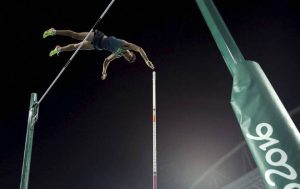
[{"left": 123, "top": 50, "right": 136, "bottom": 63}]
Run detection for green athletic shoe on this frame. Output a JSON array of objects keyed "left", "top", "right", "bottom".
[
  {"left": 49, "top": 46, "right": 60, "bottom": 57},
  {"left": 43, "top": 28, "right": 55, "bottom": 38}
]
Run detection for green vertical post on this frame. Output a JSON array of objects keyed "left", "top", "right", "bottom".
[
  {"left": 20, "top": 93, "right": 39, "bottom": 189},
  {"left": 195, "top": 0, "right": 245, "bottom": 75},
  {"left": 195, "top": 0, "right": 300, "bottom": 188}
]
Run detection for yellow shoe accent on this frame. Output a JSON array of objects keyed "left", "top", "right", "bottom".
[
  {"left": 49, "top": 46, "right": 60, "bottom": 57},
  {"left": 43, "top": 28, "right": 55, "bottom": 38}
]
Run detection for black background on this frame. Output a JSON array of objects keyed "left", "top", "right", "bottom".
[{"left": 1, "top": 0, "right": 300, "bottom": 188}]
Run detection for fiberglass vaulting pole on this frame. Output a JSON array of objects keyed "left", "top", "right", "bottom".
[
  {"left": 153, "top": 71, "right": 157, "bottom": 189},
  {"left": 20, "top": 1, "right": 116, "bottom": 189}
]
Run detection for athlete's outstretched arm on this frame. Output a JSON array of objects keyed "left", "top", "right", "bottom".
[
  {"left": 101, "top": 53, "right": 118, "bottom": 80},
  {"left": 123, "top": 41, "right": 155, "bottom": 70}
]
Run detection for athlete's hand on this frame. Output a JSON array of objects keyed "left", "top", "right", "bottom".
[
  {"left": 101, "top": 73, "right": 107, "bottom": 80},
  {"left": 146, "top": 60, "right": 155, "bottom": 70}
]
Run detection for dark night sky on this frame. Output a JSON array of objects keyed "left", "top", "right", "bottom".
[{"left": 1, "top": 0, "right": 300, "bottom": 189}]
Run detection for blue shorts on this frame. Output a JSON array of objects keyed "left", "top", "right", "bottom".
[
  {"left": 101, "top": 36, "right": 125, "bottom": 53},
  {"left": 92, "top": 30, "right": 125, "bottom": 53},
  {"left": 92, "top": 30, "right": 105, "bottom": 51}
]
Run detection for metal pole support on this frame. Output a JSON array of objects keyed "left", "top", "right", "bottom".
[{"left": 20, "top": 93, "right": 39, "bottom": 189}]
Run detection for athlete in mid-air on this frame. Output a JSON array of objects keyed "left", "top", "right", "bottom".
[{"left": 43, "top": 28, "right": 155, "bottom": 80}]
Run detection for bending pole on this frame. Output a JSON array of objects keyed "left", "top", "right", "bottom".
[
  {"left": 37, "top": 0, "right": 115, "bottom": 105},
  {"left": 152, "top": 71, "right": 157, "bottom": 189}
]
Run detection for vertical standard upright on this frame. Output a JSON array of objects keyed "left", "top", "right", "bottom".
[
  {"left": 20, "top": 93, "right": 39, "bottom": 189},
  {"left": 195, "top": 0, "right": 300, "bottom": 188},
  {"left": 152, "top": 71, "right": 157, "bottom": 189}
]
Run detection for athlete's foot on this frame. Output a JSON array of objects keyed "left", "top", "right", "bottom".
[
  {"left": 101, "top": 73, "right": 107, "bottom": 80},
  {"left": 49, "top": 46, "right": 61, "bottom": 57},
  {"left": 43, "top": 28, "right": 55, "bottom": 38}
]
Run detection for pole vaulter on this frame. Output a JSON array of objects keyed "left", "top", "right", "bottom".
[{"left": 20, "top": 1, "right": 115, "bottom": 189}]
